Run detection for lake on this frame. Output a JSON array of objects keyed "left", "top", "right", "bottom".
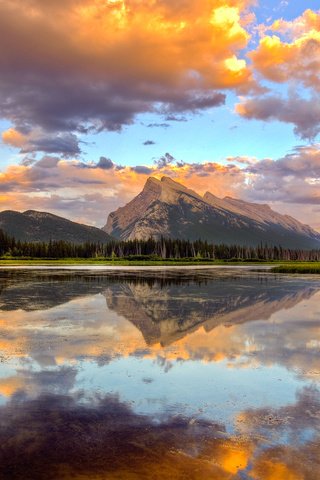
[{"left": 0, "top": 267, "right": 319, "bottom": 479}]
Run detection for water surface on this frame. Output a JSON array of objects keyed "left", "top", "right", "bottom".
[{"left": 0, "top": 268, "right": 319, "bottom": 479}]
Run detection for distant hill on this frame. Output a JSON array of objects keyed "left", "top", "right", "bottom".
[
  {"left": 0, "top": 210, "right": 112, "bottom": 243},
  {"left": 103, "top": 176, "right": 320, "bottom": 249}
]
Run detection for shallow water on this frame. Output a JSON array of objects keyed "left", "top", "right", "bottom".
[{"left": 0, "top": 268, "right": 319, "bottom": 479}]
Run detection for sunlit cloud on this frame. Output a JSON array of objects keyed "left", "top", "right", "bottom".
[
  {"left": 0, "top": 2, "right": 319, "bottom": 227},
  {"left": 0, "top": 143, "right": 319, "bottom": 229},
  {"left": 0, "top": 0, "right": 255, "bottom": 154},
  {"left": 237, "top": 9, "right": 320, "bottom": 139}
]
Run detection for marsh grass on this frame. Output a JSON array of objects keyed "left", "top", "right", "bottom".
[{"left": 271, "top": 263, "right": 320, "bottom": 274}]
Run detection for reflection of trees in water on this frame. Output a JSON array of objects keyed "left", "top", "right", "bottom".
[
  {"left": 0, "top": 270, "right": 319, "bottom": 336},
  {"left": 0, "top": 269, "right": 279, "bottom": 288}
]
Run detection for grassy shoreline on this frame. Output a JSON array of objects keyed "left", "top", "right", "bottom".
[
  {"left": 0, "top": 258, "right": 262, "bottom": 266},
  {"left": 0, "top": 257, "right": 320, "bottom": 271},
  {"left": 271, "top": 263, "right": 320, "bottom": 274}
]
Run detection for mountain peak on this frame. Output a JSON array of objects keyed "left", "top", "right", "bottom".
[
  {"left": 161, "top": 175, "right": 177, "bottom": 183},
  {"left": 145, "top": 176, "right": 160, "bottom": 185},
  {"left": 159, "top": 176, "right": 203, "bottom": 203},
  {"left": 23, "top": 210, "right": 53, "bottom": 219},
  {"left": 143, "top": 177, "right": 161, "bottom": 192},
  {"left": 104, "top": 176, "right": 320, "bottom": 248},
  {"left": 203, "top": 191, "right": 219, "bottom": 201},
  {"left": 160, "top": 176, "right": 185, "bottom": 190}
]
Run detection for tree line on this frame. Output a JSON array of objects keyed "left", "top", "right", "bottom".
[{"left": 0, "top": 229, "right": 319, "bottom": 261}]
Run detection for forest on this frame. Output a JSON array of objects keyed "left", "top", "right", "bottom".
[{"left": 1, "top": 229, "right": 320, "bottom": 261}]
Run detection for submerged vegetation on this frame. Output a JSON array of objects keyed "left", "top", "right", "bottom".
[{"left": 1, "top": 228, "right": 320, "bottom": 264}]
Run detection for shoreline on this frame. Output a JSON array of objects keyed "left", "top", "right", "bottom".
[
  {"left": 0, "top": 264, "right": 274, "bottom": 271},
  {"left": 0, "top": 261, "right": 319, "bottom": 274}
]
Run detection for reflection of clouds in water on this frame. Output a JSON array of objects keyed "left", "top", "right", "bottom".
[
  {"left": 0, "top": 366, "right": 78, "bottom": 398},
  {"left": 0, "top": 271, "right": 320, "bottom": 478},
  {"left": 1, "top": 295, "right": 319, "bottom": 385},
  {"left": 0, "top": 393, "right": 231, "bottom": 480},
  {"left": 0, "top": 391, "right": 318, "bottom": 480},
  {"left": 0, "top": 272, "right": 319, "bottom": 376},
  {"left": 237, "top": 386, "right": 320, "bottom": 441},
  {"left": 233, "top": 292, "right": 320, "bottom": 380}
]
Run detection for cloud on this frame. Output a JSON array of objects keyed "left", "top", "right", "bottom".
[
  {"left": 0, "top": 153, "right": 246, "bottom": 225},
  {"left": 243, "top": 144, "right": 320, "bottom": 205},
  {"left": 251, "top": 12, "right": 320, "bottom": 91},
  {"left": 161, "top": 92, "right": 226, "bottom": 114},
  {"left": 96, "top": 157, "right": 114, "bottom": 170},
  {"left": 2, "top": 128, "right": 81, "bottom": 156},
  {"left": 76, "top": 156, "right": 115, "bottom": 170},
  {"left": 130, "top": 166, "right": 153, "bottom": 175},
  {"left": 0, "top": 2, "right": 319, "bottom": 151},
  {"left": 146, "top": 123, "right": 171, "bottom": 129},
  {"left": 155, "top": 152, "right": 176, "bottom": 168},
  {"left": 35, "top": 156, "right": 60, "bottom": 169},
  {"left": 0, "top": 144, "right": 319, "bottom": 229},
  {"left": 236, "top": 9, "right": 320, "bottom": 139},
  {"left": 0, "top": 0, "right": 255, "bottom": 154},
  {"left": 165, "top": 115, "right": 188, "bottom": 122},
  {"left": 236, "top": 93, "right": 320, "bottom": 140}
]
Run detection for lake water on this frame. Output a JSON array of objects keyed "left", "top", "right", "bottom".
[{"left": 0, "top": 268, "right": 319, "bottom": 479}]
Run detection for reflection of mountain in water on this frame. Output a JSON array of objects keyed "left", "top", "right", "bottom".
[
  {"left": 0, "top": 270, "right": 319, "bottom": 346},
  {"left": 0, "top": 270, "right": 236, "bottom": 310},
  {"left": 105, "top": 278, "right": 319, "bottom": 346}
]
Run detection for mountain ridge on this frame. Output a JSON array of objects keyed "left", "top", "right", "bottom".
[
  {"left": 103, "top": 176, "right": 320, "bottom": 249},
  {"left": 0, "top": 209, "right": 112, "bottom": 244}
]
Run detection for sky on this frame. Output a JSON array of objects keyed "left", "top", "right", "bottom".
[{"left": 0, "top": 0, "right": 319, "bottom": 229}]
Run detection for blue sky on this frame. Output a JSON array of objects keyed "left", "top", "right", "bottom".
[{"left": 0, "top": 0, "right": 319, "bottom": 228}]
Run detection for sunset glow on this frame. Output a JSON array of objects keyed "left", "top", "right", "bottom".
[{"left": 0, "top": 0, "right": 319, "bottom": 230}]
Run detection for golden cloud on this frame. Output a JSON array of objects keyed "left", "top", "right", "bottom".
[
  {"left": 0, "top": 0, "right": 256, "bottom": 140},
  {"left": 2, "top": 128, "right": 27, "bottom": 148},
  {"left": 0, "top": 156, "right": 245, "bottom": 226},
  {"left": 1, "top": 143, "right": 320, "bottom": 229},
  {"left": 250, "top": 9, "right": 320, "bottom": 89}
]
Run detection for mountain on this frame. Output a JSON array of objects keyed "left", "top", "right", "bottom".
[
  {"left": 0, "top": 210, "right": 112, "bottom": 243},
  {"left": 105, "top": 277, "right": 318, "bottom": 346},
  {"left": 103, "top": 176, "right": 320, "bottom": 248},
  {"left": 1, "top": 269, "right": 318, "bottom": 348}
]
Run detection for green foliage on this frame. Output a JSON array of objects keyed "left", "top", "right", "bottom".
[
  {"left": 1, "top": 228, "right": 320, "bottom": 262},
  {"left": 271, "top": 264, "right": 320, "bottom": 274}
]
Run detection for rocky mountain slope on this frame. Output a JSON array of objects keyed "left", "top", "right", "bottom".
[
  {"left": 103, "top": 176, "right": 320, "bottom": 248},
  {"left": 0, "top": 210, "right": 112, "bottom": 243}
]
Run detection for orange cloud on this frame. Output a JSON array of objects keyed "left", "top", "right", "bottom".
[
  {"left": 1, "top": 144, "right": 320, "bottom": 230},
  {"left": 0, "top": 0, "right": 256, "bottom": 142},
  {"left": 0, "top": 156, "right": 245, "bottom": 226},
  {"left": 250, "top": 36, "right": 320, "bottom": 90},
  {"left": 234, "top": 9, "right": 320, "bottom": 140},
  {"left": 271, "top": 9, "right": 320, "bottom": 39},
  {"left": 2, "top": 128, "right": 26, "bottom": 148},
  {"left": 249, "top": 9, "right": 320, "bottom": 90}
]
